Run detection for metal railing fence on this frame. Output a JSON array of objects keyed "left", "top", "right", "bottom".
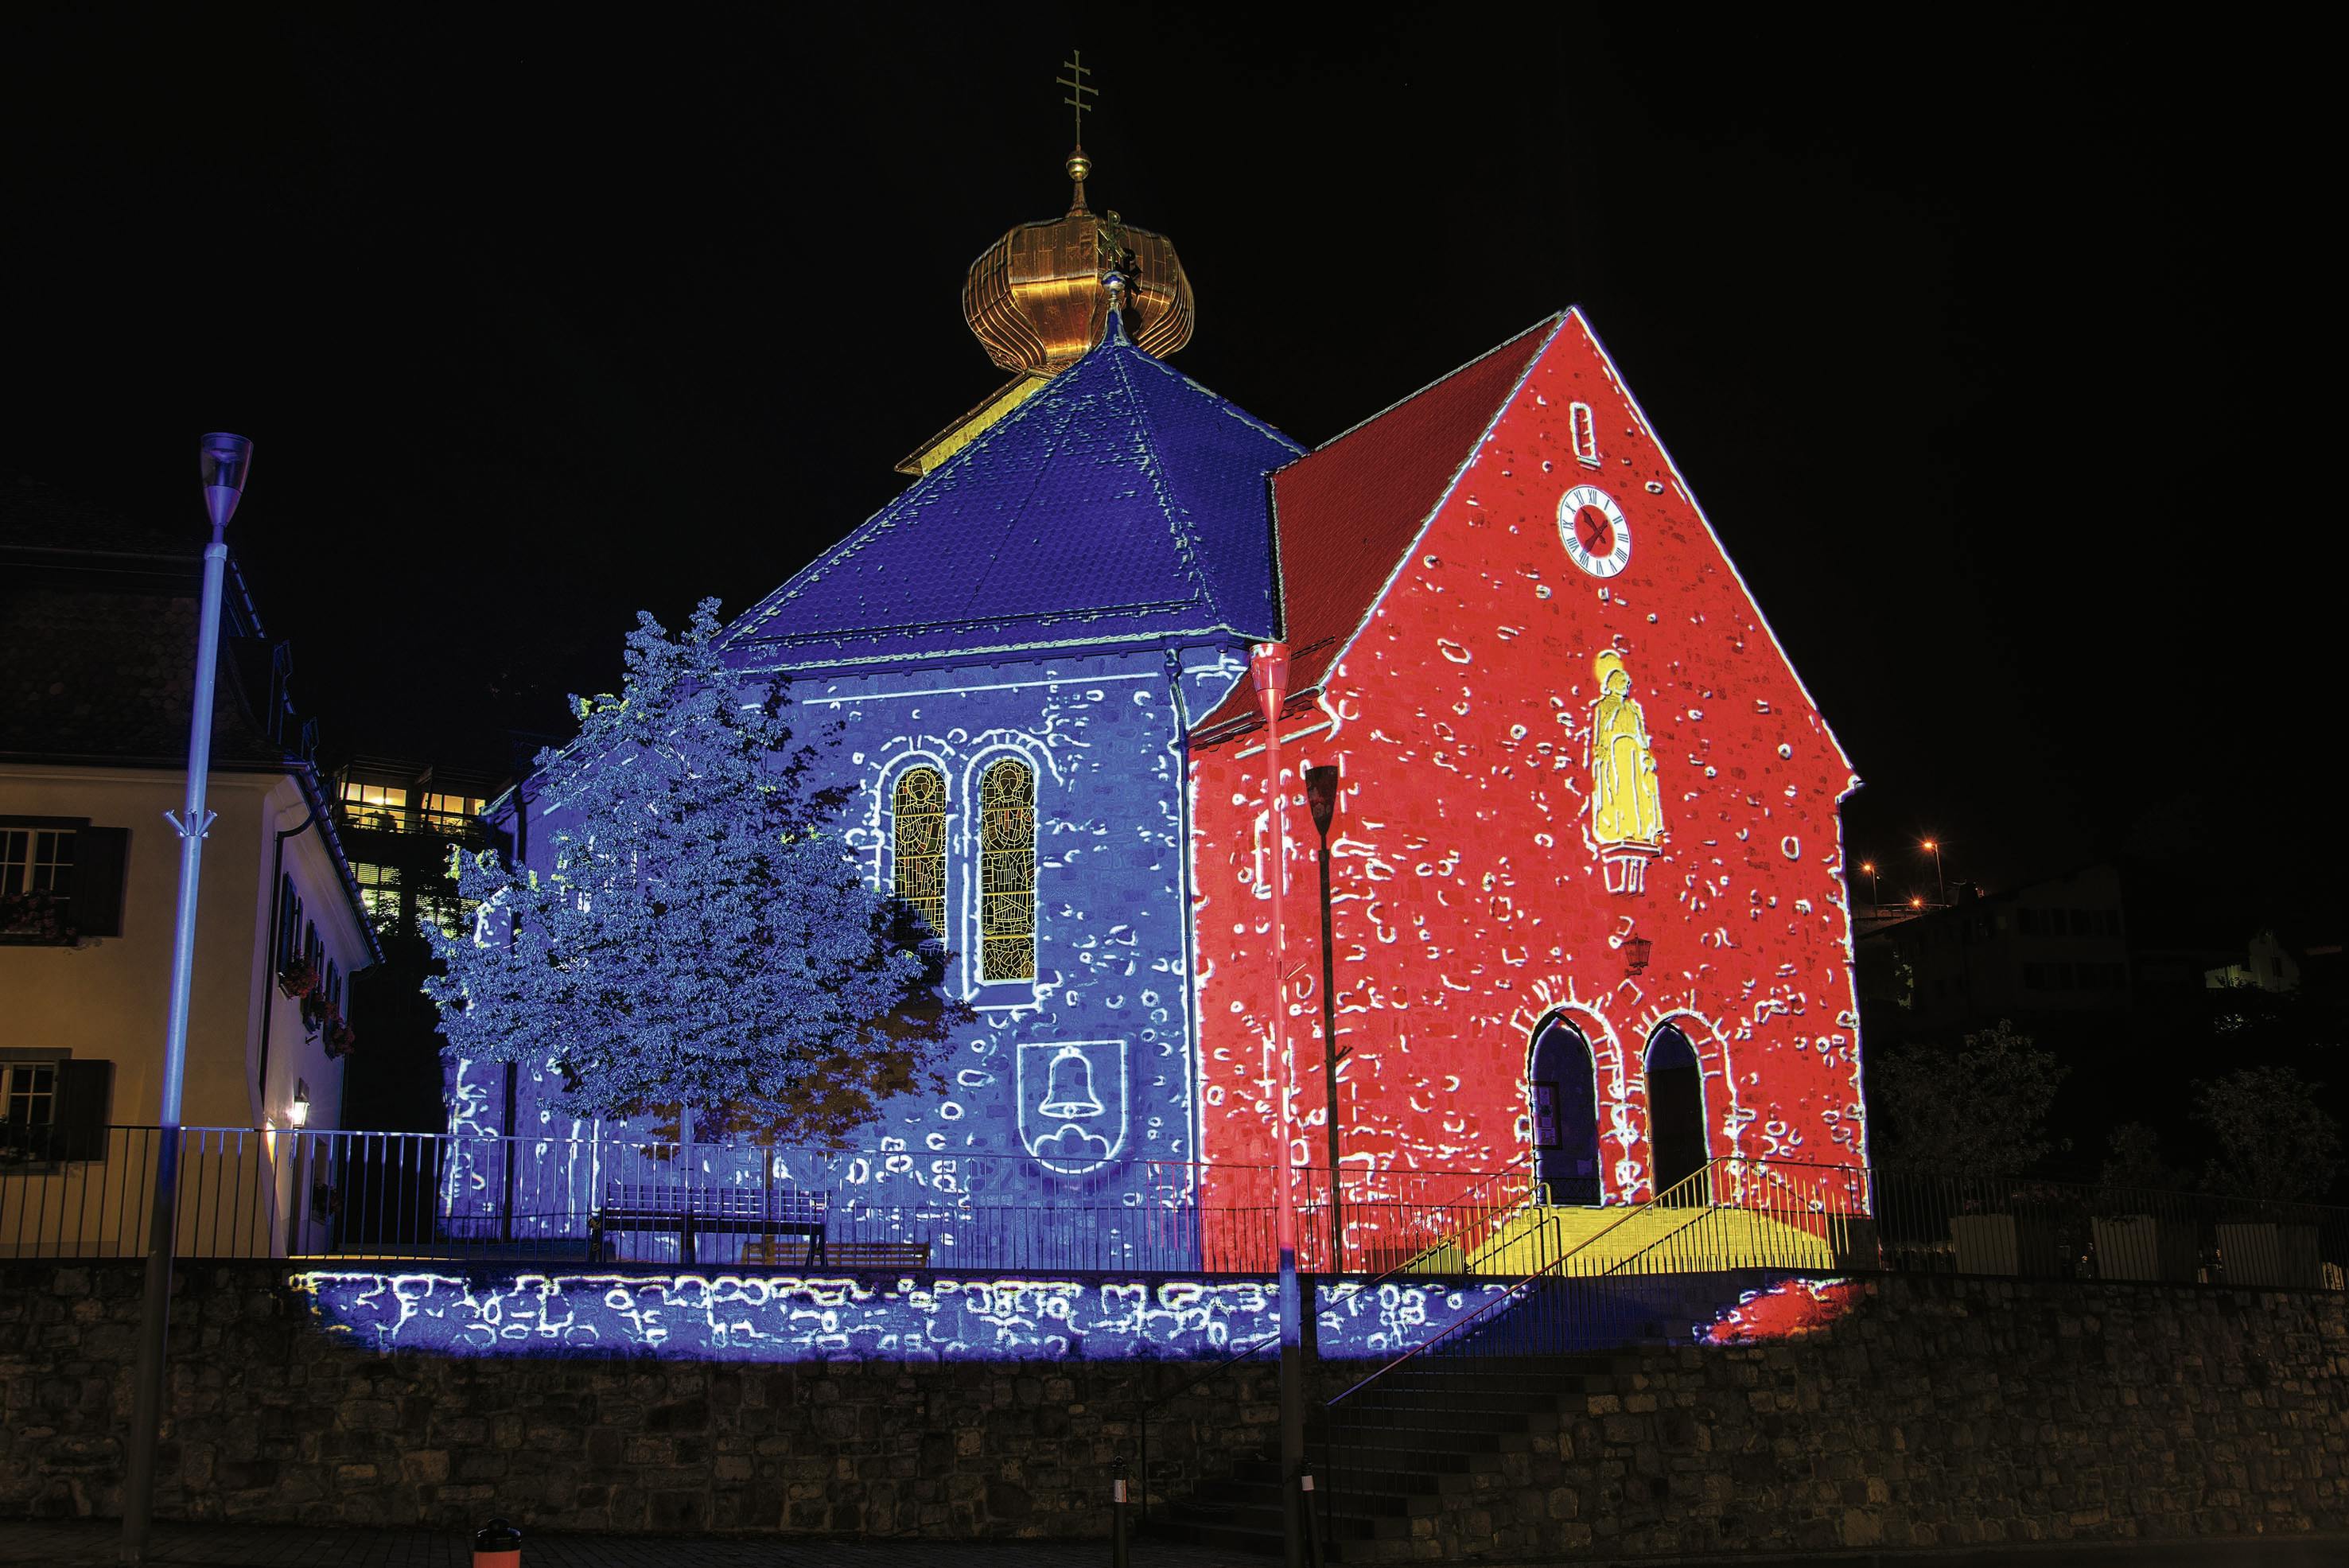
[
  {"left": 1309, "top": 1156, "right": 2347, "bottom": 1549},
  {"left": 0, "top": 1125, "right": 1536, "bottom": 1274}
]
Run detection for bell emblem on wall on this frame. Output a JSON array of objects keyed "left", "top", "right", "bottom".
[{"left": 1036, "top": 1043, "right": 1105, "bottom": 1120}]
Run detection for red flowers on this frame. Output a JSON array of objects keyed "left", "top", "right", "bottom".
[{"left": 278, "top": 955, "right": 320, "bottom": 999}]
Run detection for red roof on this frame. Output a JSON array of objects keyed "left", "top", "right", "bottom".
[{"left": 1196, "top": 315, "right": 1561, "bottom": 734}]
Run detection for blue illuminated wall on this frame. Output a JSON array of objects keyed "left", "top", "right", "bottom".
[
  {"left": 445, "top": 321, "right": 1305, "bottom": 1270},
  {"left": 296, "top": 1269, "right": 1511, "bottom": 1362},
  {"left": 447, "top": 644, "right": 1258, "bottom": 1270}
]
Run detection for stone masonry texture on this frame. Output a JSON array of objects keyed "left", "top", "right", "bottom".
[{"left": 2, "top": 1262, "right": 2343, "bottom": 1556}]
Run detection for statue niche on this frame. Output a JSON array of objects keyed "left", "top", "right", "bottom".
[{"left": 1589, "top": 649, "right": 1663, "bottom": 892}]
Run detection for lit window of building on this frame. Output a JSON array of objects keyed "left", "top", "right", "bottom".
[
  {"left": 339, "top": 780, "right": 410, "bottom": 831},
  {"left": 352, "top": 862, "right": 403, "bottom": 931},
  {"left": 420, "top": 792, "right": 485, "bottom": 832}
]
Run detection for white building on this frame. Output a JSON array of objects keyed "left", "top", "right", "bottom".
[{"left": 1, "top": 483, "right": 377, "bottom": 1255}]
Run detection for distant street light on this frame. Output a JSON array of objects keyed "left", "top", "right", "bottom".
[
  {"left": 1922, "top": 838, "right": 1946, "bottom": 905},
  {"left": 123, "top": 434, "right": 251, "bottom": 1565},
  {"left": 1860, "top": 860, "right": 1880, "bottom": 912}
]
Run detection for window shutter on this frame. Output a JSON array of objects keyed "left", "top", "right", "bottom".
[
  {"left": 69, "top": 827, "right": 130, "bottom": 937},
  {"left": 53, "top": 1059, "right": 114, "bottom": 1161}
]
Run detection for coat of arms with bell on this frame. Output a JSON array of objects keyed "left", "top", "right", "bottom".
[
  {"left": 1018, "top": 1038, "right": 1127, "bottom": 1174},
  {"left": 1037, "top": 1042, "right": 1105, "bottom": 1120}
]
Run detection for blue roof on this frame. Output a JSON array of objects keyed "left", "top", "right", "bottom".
[{"left": 722, "top": 315, "right": 1300, "bottom": 671}]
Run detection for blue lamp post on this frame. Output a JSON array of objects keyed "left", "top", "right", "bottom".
[{"left": 121, "top": 433, "right": 251, "bottom": 1564}]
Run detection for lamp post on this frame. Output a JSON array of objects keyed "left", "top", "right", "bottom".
[
  {"left": 1304, "top": 764, "right": 1344, "bottom": 1272},
  {"left": 1860, "top": 860, "right": 1879, "bottom": 914},
  {"left": 1250, "top": 641, "right": 1305, "bottom": 1568},
  {"left": 1922, "top": 838, "right": 1945, "bottom": 906},
  {"left": 123, "top": 433, "right": 251, "bottom": 1565}
]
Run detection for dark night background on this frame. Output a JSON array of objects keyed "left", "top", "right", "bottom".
[{"left": 8, "top": 6, "right": 2339, "bottom": 923}]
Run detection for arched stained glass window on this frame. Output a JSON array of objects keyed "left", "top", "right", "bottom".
[
  {"left": 891, "top": 766, "right": 947, "bottom": 938},
  {"left": 978, "top": 758, "right": 1036, "bottom": 982}
]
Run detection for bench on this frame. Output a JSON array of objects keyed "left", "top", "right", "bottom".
[
  {"left": 741, "top": 1237, "right": 931, "bottom": 1270},
  {"left": 588, "top": 1182, "right": 827, "bottom": 1266}
]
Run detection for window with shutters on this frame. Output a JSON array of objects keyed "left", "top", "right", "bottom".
[
  {"left": 2, "top": 818, "right": 129, "bottom": 944},
  {"left": 3, "top": 1061, "right": 55, "bottom": 1134},
  {"left": 978, "top": 758, "right": 1036, "bottom": 982},
  {"left": 0, "top": 1055, "right": 111, "bottom": 1163}
]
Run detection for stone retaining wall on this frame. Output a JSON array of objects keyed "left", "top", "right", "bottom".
[
  {"left": 1393, "top": 1272, "right": 2347, "bottom": 1558},
  {"left": 2, "top": 1262, "right": 2343, "bottom": 1554}
]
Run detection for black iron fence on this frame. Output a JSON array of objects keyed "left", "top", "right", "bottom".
[
  {"left": 0, "top": 1125, "right": 1534, "bottom": 1276},
  {"left": 7, "top": 1132, "right": 2339, "bottom": 1294}
]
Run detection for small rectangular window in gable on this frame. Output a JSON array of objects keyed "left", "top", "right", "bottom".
[{"left": 1569, "top": 402, "right": 1601, "bottom": 468}]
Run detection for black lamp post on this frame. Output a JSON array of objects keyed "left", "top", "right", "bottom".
[{"left": 1305, "top": 765, "right": 1344, "bottom": 1271}]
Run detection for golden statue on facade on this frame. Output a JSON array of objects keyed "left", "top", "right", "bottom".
[{"left": 1590, "top": 650, "right": 1663, "bottom": 848}]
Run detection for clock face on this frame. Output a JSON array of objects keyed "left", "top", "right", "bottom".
[{"left": 1558, "top": 484, "right": 1632, "bottom": 578}]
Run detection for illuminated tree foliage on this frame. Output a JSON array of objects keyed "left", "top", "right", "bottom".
[{"left": 423, "top": 599, "right": 958, "bottom": 1148}]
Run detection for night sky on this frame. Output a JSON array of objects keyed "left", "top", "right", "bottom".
[{"left": 12, "top": 7, "right": 2336, "bottom": 924}]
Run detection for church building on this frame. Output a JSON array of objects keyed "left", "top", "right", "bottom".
[{"left": 455, "top": 146, "right": 1867, "bottom": 1270}]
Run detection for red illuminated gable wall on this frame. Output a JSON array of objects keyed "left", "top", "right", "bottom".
[{"left": 1189, "top": 309, "right": 1866, "bottom": 1232}]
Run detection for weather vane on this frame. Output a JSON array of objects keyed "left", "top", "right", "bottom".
[{"left": 1056, "top": 50, "right": 1095, "bottom": 146}]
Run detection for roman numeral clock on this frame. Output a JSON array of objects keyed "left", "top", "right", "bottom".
[{"left": 1559, "top": 484, "right": 1632, "bottom": 578}]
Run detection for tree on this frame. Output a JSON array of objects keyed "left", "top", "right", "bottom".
[
  {"left": 2195, "top": 1065, "right": 2343, "bottom": 1203},
  {"left": 1868, "top": 1018, "right": 2069, "bottom": 1172},
  {"left": 423, "top": 599, "right": 959, "bottom": 1149},
  {"left": 2097, "top": 1121, "right": 2184, "bottom": 1193}
]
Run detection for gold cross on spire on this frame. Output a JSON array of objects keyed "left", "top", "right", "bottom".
[{"left": 1056, "top": 50, "right": 1095, "bottom": 145}]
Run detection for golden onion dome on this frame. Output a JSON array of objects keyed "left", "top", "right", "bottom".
[{"left": 961, "top": 148, "right": 1194, "bottom": 377}]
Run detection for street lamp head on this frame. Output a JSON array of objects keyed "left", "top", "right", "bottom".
[
  {"left": 1248, "top": 640, "right": 1292, "bottom": 730},
  {"left": 1910, "top": 895, "right": 1924, "bottom": 908},
  {"left": 1305, "top": 765, "right": 1340, "bottom": 838},
  {"left": 1860, "top": 861, "right": 1876, "bottom": 876},
  {"left": 198, "top": 432, "right": 253, "bottom": 533},
  {"left": 1921, "top": 838, "right": 1938, "bottom": 852}
]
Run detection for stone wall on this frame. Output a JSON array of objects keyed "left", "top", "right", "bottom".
[
  {"left": 1373, "top": 1272, "right": 2347, "bottom": 1560},
  {"left": 0, "top": 1262, "right": 1293, "bottom": 1534},
  {"left": 3, "top": 1261, "right": 2343, "bottom": 1554}
]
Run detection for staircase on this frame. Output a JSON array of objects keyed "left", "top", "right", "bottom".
[
  {"left": 1153, "top": 1274, "right": 1793, "bottom": 1559},
  {"left": 1441, "top": 1200, "right": 1841, "bottom": 1277}
]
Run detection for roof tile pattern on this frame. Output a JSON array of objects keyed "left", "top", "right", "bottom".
[
  {"left": 723, "top": 317, "right": 1301, "bottom": 670},
  {"left": 1196, "top": 317, "right": 1560, "bottom": 732}
]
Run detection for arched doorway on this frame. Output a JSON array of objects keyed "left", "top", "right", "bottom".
[
  {"left": 1528, "top": 1016, "right": 1600, "bottom": 1205},
  {"left": 1644, "top": 1024, "right": 1708, "bottom": 1200}
]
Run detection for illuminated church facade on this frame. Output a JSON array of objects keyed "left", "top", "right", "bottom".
[{"left": 453, "top": 150, "right": 1867, "bottom": 1265}]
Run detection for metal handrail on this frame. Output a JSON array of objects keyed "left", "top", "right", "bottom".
[
  {"left": 1344, "top": 1155, "right": 1539, "bottom": 1290},
  {"left": 1320, "top": 1155, "right": 1730, "bottom": 1411}
]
